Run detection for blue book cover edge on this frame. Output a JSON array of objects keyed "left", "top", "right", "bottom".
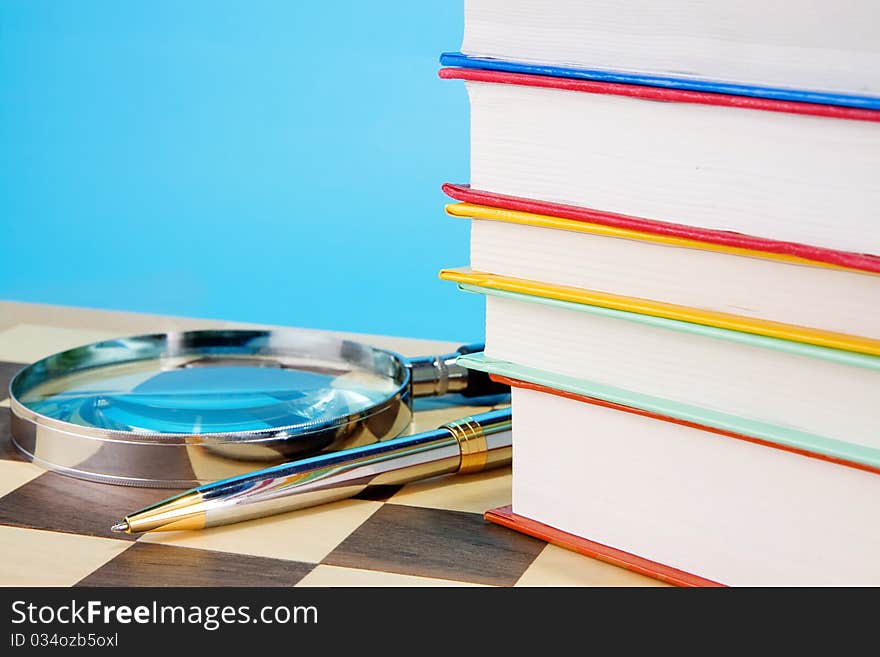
[{"left": 440, "top": 52, "right": 880, "bottom": 111}]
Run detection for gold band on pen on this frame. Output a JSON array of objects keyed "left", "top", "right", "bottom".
[
  {"left": 122, "top": 491, "right": 208, "bottom": 534},
  {"left": 444, "top": 416, "right": 488, "bottom": 474}
]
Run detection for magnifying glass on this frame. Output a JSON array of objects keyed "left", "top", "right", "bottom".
[{"left": 8, "top": 329, "right": 508, "bottom": 488}]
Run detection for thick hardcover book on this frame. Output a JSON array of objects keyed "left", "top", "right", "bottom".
[
  {"left": 449, "top": 202, "right": 880, "bottom": 343},
  {"left": 448, "top": 287, "right": 880, "bottom": 470},
  {"left": 439, "top": 67, "right": 880, "bottom": 257},
  {"left": 483, "top": 375, "right": 880, "bottom": 586}
]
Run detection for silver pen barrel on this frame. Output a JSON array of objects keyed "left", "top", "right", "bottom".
[
  {"left": 202, "top": 429, "right": 461, "bottom": 526},
  {"left": 117, "top": 408, "right": 512, "bottom": 533}
]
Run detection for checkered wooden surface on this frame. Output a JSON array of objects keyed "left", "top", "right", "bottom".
[{"left": 0, "top": 303, "right": 664, "bottom": 587}]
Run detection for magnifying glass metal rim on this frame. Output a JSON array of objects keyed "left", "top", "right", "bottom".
[
  {"left": 7, "top": 328, "right": 504, "bottom": 487},
  {"left": 9, "top": 329, "right": 411, "bottom": 445}
]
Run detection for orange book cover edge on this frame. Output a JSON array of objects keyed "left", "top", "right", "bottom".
[
  {"left": 485, "top": 505, "right": 723, "bottom": 587},
  {"left": 491, "top": 373, "right": 880, "bottom": 477}
]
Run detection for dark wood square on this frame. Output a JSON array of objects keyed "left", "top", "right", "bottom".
[
  {"left": 0, "top": 362, "right": 27, "bottom": 462},
  {"left": 76, "top": 543, "right": 314, "bottom": 587},
  {"left": 0, "top": 471, "right": 181, "bottom": 540},
  {"left": 0, "top": 361, "right": 26, "bottom": 396},
  {"left": 0, "top": 410, "right": 26, "bottom": 461},
  {"left": 323, "top": 503, "right": 545, "bottom": 586}
]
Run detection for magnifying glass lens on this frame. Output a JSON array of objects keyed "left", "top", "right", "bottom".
[
  {"left": 20, "top": 358, "right": 398, "bottom": 435},
  {"left": 10, "top": 330, "right": 424, "bottom": 486}
]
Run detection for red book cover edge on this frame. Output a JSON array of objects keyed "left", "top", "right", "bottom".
[
  {"left": 438, "top": 67, "right": 880, "bottom": 123},
  {"left": 443, "top": 183, "right": 880, "bottom": 274}
]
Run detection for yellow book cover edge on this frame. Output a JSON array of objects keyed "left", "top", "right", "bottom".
[
  {"left": 439, "top": 267, "right": 880, "bottom": 357},
  {"left": 446, "top": 202, "right": 877, "bottom": 276}
]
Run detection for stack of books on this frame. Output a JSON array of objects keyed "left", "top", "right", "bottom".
[{"left": 439, "top": 0, "right": 880, "bottom": 586}]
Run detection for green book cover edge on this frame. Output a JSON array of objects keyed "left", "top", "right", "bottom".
[{"left": 458, "top": 352, "right": 880, "bottom": 469}]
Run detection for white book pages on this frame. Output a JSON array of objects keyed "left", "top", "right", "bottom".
[
  {"left": 463, "top": 0, "right": 880, "bottom": 97},
  {"left": 484, "top": 293, "right": 880, "bottom": 448},
  {"left": 469, "top": 218, "right": 880, "bottom": 339},
  {"left": 512, "top": 385, "right": 880, "bottom": 586},
  {"left": 467, "top": 81, "right": 880, "bottom": 254}
]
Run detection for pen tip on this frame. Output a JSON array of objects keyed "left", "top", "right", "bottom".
[{"left": 110, "top": 521, "right": 129, "bottom": 533}]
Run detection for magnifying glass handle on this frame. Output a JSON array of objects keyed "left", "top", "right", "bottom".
[{"left": 408, "top": 343, "right": 510, "bottom": 398}]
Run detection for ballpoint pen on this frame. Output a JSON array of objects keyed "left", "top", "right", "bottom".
[{"left": 111, "top": 408, "right": 512, "bottom": 533}]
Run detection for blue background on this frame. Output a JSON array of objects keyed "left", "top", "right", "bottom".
[{"left": 0, "top": 1, "right": 480, "bottom": 342}]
